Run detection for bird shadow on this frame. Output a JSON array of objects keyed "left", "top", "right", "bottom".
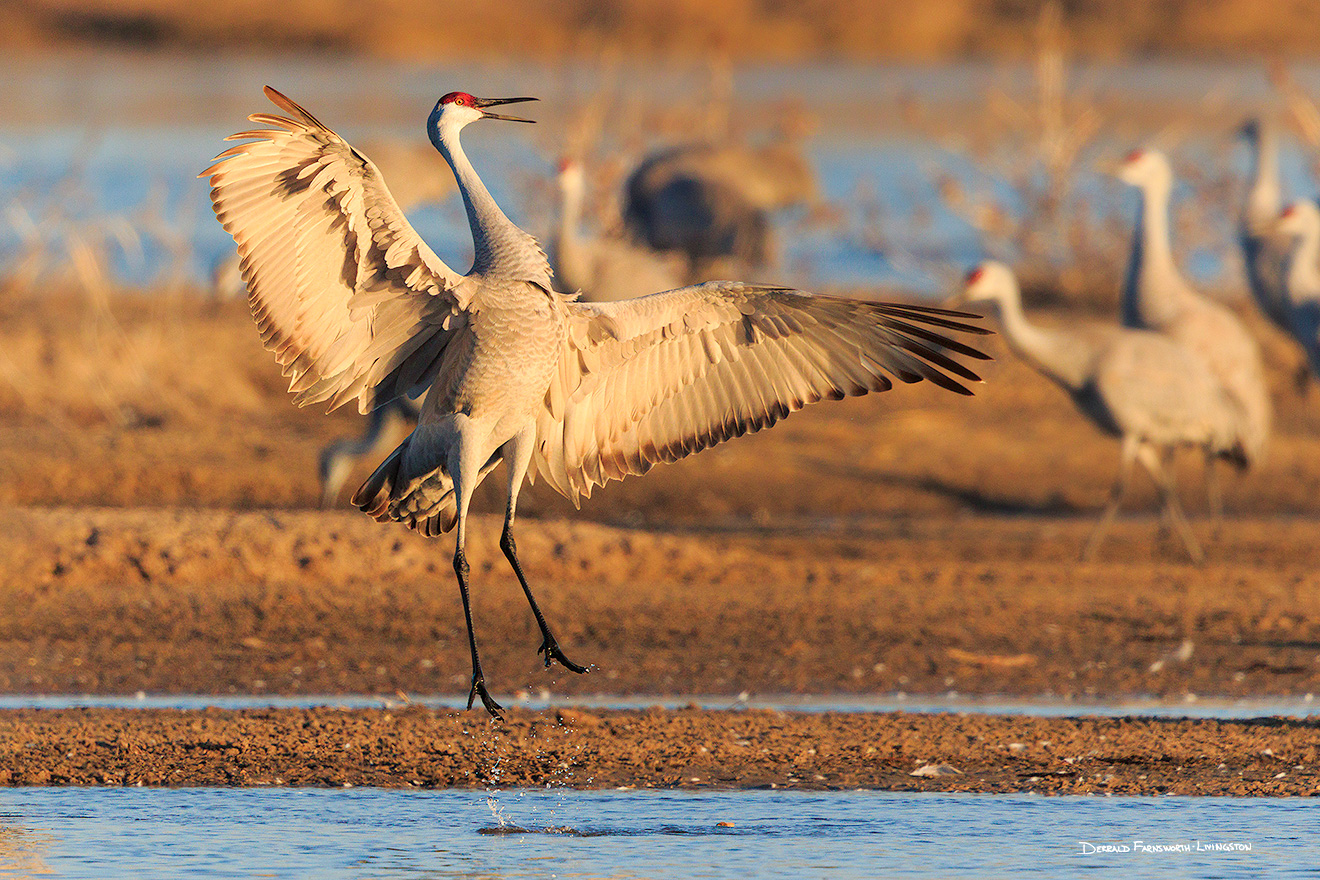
[{"left": 800, "top": 456, "right": 1084, "bottom": 516}]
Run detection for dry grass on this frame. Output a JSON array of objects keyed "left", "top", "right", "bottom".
[
  {"left": 0, "top": 288, "right": 1317, "bottom": 519},
  {"left": 6, "top": 0, "right": 1320, "bottom": 61}
]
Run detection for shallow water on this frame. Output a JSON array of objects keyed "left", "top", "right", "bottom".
[
  {"left": 0, "top": 787, "right": 1306, "bottom": 878},
  {"left": 0, "top": 692, "right": 1314, "bottom": 720}
]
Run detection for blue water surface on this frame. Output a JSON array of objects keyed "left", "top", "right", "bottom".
[
  {"left": 0, "top": 787, "right": 1308, "bottom": 879},
  {"left": 4, "top": 54, "right": 1318, "bottom": 296}
]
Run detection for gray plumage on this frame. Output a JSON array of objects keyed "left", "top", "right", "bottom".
[
  {"left": 622, "top": 139, "right": 815, "bottom": 274},
  {"left": 549, "top": 158, "right": 686, "bottom": 303},
  {"left": 963, "top": 262, "right": 1244, "bottom": 562},
  {"left": 203, "top": 87, "right": 989, "bottom": 719},
  {"left": 1117, "top": 148, "right": 1271, "bottom": 471}
]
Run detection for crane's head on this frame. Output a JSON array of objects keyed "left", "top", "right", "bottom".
[
  {"left": 1114, "top": 147, "right": 1172, "bottom": 190},
  {"left": 1275, "top": 199, "right": 1320, "bottom": 239},
  {"left": 556, "top": 157, "right": 585, "bottom": 194},
  {"left": 430, "top": 92, "right": 538, "bottom": 127},
  {"left": 956, "top": 260, "right": 1018, "bottom": 309},
  {"left": 428, "top": 92, "right": 538, "bottom": 144}
]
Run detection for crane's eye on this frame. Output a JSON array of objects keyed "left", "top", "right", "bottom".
[{"left": 456, "top": 97, "right": 467, "bottom": 106}]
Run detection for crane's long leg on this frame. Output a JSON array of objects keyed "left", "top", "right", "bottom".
[
  {"left": 1139, "top": 443, "right": 1203, "bottom": 564},
  {"left": 1203, "top": 450, "right": 1224, "bottom": 533},
  {"left": 449, "top": 428, "right": 503, "bottom": 720},
  {"left": 499, "top": 428, "right": 588, "bottom": 675},
  {"left": 1082, "top": 435, "right": 1138, "bottom": 561}
]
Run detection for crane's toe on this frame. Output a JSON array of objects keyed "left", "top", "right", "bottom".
[
  {"left": 539, "top": 639, "right": 588, "bottom": 674},
  {"left": 468, "top": 675, "right": 505, "bottom": 721}
]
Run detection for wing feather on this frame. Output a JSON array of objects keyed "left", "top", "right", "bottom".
[
  {"left": 531, "top": 281, "right": 991, "bottom": 504},
  {"left": 201, "top": 86, "right": 470, "bottom": 414}
]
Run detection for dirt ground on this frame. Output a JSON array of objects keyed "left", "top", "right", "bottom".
[
  {"left": 0, "top": 706, "right": 1316, "bottom": 796},
  {"left": 0, "top": 293, "right": 1319, "bottom": 792}
]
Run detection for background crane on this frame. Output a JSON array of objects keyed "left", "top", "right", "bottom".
[
  {"left": 1116, "top": 147, "right": 1272, "bottom": 515},
  {"left": 550, "top": 157, "right": 686, "bottom": 302},
  {"left": 961, "top": 261, "right": 1244, "bottom": 562}
]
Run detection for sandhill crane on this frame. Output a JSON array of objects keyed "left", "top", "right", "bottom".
[
  {"left": 203, "top": 87, "right": 990, "bottom": 719},
  {"left": 1116, "top": 148, "right": 1271, "bottom": 513},
  {"left": 550, "top": 158, "right": 686, "bottom": 302},
  {"left": 1273, "top": 199, "right": 1320, "bottom": 379},
  {"left": 1239, "top": 118, "right": 1293, "bottom": 333},
  {"left": 961, "top": 262, "right": 1244, "bottom": 562},
  {"left": 622, "top": 139, "right": 815, "bottom": 276}
]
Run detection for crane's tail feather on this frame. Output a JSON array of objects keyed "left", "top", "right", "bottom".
[{"left": 352, "top": 440, "right": 502, "bottom": 537}]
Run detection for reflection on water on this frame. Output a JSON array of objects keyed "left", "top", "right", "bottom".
[
  {"left": 0, "top": 821, "right": 54, "bottom": 878},
  {"left": 0, "top": 787, "right": 1309, "bottom": 879}
]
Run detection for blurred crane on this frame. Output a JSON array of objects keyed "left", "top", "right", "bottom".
[
  {"left": 318, "top": 394, "right": 422, "bottom": 508},
  {"left": 962, "top": 262, "right": 1244, "bottom": 562},
  {"left": 622, "top": 137, "right": 817, "bottom": 277},
  {"left": 1238, "top": 118, "right": 1294, "bottom": 334},
  {"left": 1115, "top": 148, "right": 1271, "bottom": 514},
  {"left": 1274, "top": 199, "right": 1320, "bottom": 381},
  {"left": 204, "top": 87, "right": 990, "bottom": 720},
  {"left": 550, "top": 158, "right": 686, "bottom": 302}
]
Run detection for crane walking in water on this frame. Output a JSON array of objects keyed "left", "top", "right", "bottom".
[
  {"left": 960, "top": 262, "right": 1246, "bottom": 562},
  {"left": 203, "top": 88, "right": 991, "bottom": 719}
]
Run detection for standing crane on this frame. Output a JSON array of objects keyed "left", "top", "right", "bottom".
[
  {"left": 1116, "top": 148, "right": 1271, "bottom": 514},
  {"left": 622, "top": 138, "right": 816, "bottom": 277},
  {"left": 1273, "top": 199, "right": 1320, "bottom": 379},
  {"left": 550, "top": 157, "right": 687, "bottom": 302},
  {"left": 1239, "top": 118, "right": 1293, "bottom": 334},
  {"left": 203, "top": 87, "right": 990, "bottom": 719},
  {"left": 960, "top": 262, "right": 1245, "bottom": 562}
]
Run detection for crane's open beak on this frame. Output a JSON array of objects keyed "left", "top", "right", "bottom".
[{"left": 474, "top": 96, "right": 538, "bottom": 123}]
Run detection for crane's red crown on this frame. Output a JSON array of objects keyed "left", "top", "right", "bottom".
[
  {"left": 1123, "top": 148, "right": 1145, "bottom": 164},
  {"left": 439, "top": 92, "right": 477, "bottom": 107},
  {"left": 1282, "top": 205, "right": 1297, "bottom": 219},
  {"left": 965, "top": 266, "right": 985, "bottom": 285}
]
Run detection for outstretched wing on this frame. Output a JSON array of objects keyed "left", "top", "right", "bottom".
[
  {"left": 201, "top": 86, "right": 472, "bottom": 414},
  {"left": 532, "top": 281, "right": 992, "bottom": 502}
]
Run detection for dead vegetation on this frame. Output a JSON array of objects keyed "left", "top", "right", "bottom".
[{"left": 7, "top": 0, "right": 1320, "bottom": 61}]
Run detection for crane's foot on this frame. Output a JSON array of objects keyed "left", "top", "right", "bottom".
[
  {"left": 467, "top": 674, "right": 504, "bottom": 721},
  {"left": 539, "top": 638, "right": 588, "bottom": 674}
]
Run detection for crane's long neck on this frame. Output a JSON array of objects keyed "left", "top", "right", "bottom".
[
  {"left": 1123, "top": 179, "right": 1187, "bottom": 329},
  {"left": 988, "top": 289, "right": 1093, "bottom": 392},
  {"left": 433, "top": 122, "right": 551, "bottom": 288},
  {"left": 552, "top": 175, "right": 590, "bottom": 292},
  {"left": 1246, "top": 125, "right": 1282, "bottom": 229}
]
